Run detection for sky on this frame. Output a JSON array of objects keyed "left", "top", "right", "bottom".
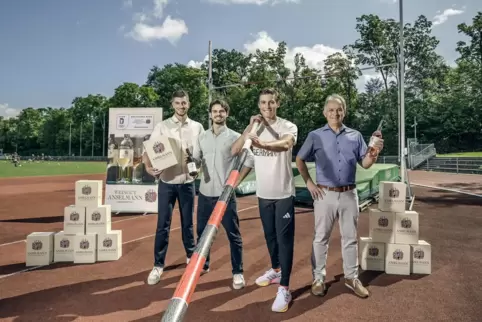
[{"left": 0, "top": 0, "right": 479, "bottom": 118}]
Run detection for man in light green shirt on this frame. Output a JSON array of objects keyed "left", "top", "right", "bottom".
[{"left": 192, "top": 99, "right": 254, "bottom": 290}]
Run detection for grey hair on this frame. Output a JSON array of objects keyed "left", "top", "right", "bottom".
[{"left": 324, "top": 94, "right": 347, "bottom": 114}]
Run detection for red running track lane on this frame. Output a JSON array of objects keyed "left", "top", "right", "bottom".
[{"left": 0, "top": 187, "right": 482, "bottom": 321}]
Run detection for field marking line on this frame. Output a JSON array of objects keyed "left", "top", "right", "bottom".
[
  {"left": 0, "top": 205, "right": 259, "bottom": 280},
  {"left": 0, "top": 172, "right": 105, "bottom": 180},
  {"left": 411, "top": 183, "right": 482, "bottom": 198}
]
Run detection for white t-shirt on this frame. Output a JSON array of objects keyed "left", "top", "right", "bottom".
[
  {"left": 251, "top": 117, "right": 298, "bottom": 199},
  {"left": 150, "top": 116, "right": 204, "bottom": 184}
]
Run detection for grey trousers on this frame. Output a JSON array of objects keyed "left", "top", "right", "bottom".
[{"left": 311, "top": 188, "right": 360, "bottom": 281}]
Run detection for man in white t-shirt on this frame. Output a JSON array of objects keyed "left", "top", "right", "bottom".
[
  {"left": 231, "top": 88, "right": 298, "bottom": 313},
  {"left": 143, "top": 90, "right": 204, "bottom": 286}
]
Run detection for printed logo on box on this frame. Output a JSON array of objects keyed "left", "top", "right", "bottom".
[
  {"left": 389, "top": 188, "right": 399, "bottom": 198},
  {"left": 28, "top": 240, "right": 48, "bottom": 257},
  {"left": 145, "top": 189, "right": 157, "bottom": 203},
  {"left": 393, "top": 249, "right": 403, "bottom": 260},
  {"left": 388, "top": 249, "right": 408, "bottom": 266},
  {"left": 32, "top": 240, "right": 43, "bottom": 250},
  {"left": 368, "top": 246, "right": 379, "bottom": 257},
  {"left": 70, "top": 211, "right": 80, "bottom": 221},
  {"left": 103, "top": 238, "right": 113, "bottom": 248},
  {"left": 56, "top": 238, "right": 73, "bottom": 254},
  {"left": 413, "top": 248, "right": 430, "bottom": 265},
  {"left": 60, "top": 239, "right": 70, "bottom": 248},
  {"left": 80, "top": 239, "right": 90, "bottom": 250},
  {"left": 401, "top": 218, "right": 412, "bottom": 228},
  {"left": 153, "top": 141, "right": 165, "bottom": 154},
  {"left": 78, "top": 185, "right": 97, "bottom": 202},
  {"left": 82, "top": 185, "right": 92, "bottom": 195},
  {"left": 99, "top": 237, "right": 118, "bottom": 253},
  {"left": 397, "top": 218, "right": 417, "bottom": 234},
  {"left": 378, "top": 216, "right": 389, "bottom": 227},
  {"left": 91, "top": 211, "right": 101, "bottom": 221},
  {"left": 414, "top": 248, "right": 424, "bottom": 259}
]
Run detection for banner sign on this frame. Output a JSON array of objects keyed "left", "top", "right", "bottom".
[{"left": 104, "top": 107, "right": 163, "bottom": 213}]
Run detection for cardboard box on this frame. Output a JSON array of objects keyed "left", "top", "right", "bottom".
[
  {"left": 395, "top": 211, "right": 419, "bottom": 245},
  {"left": 143, "top": 135, "right": 178, "bottom": 171},
  {"left": 411, "top": 240, "right": 431, "bottom": 274},
  {"left": 97, "top": 230, "right": 122, "bottom": 261},
  {"left": 359, "top": 237, "right": 385, "bottom": 271},
  {"left": 63, "top": 205, "right": 86, "bottom": 234},
  {"left": 86, "top": 205, "right": 112, "bottom": 234},
  {"left": 73, "top": 233, "right": 97, "bottom": 264},
  {"left": 368, "top": 208, "right": 395, "bottom": 243},
  {"left": 54, "top": 231, "right": 76, "bottom": 262},
  {"left": 26, "top": 232, "right": 54, "bottom": 266},
  {"left": 385, "top": 243, "right": 411, "bottom": 275},
  {"left": 378, "top": 181, "right": 406, "bottom": 213},
  {"left": 75, "top": 180, "right": 103, "bottom": 207}
]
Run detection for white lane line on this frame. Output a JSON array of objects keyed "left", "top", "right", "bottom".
[
  {"left": 411, "top": 183, "right": 482, "bottom": 198},
  {"left": 0, "top": 205, "right": 259, "bottom": 280}
]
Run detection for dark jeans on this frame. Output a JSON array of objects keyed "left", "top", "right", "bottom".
[
  {"left": 197, "top": 193, "right": 243, "bottom": 274},
  {"left": 258, "top": 196, "right": 295, "bottom": 287},
  {"left": 154, "top": 180, "right": 196, "bottom": 268}
]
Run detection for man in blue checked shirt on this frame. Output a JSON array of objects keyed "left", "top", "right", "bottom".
[{"left": 296, "top": 94, "right": 384, "bottom": 299}]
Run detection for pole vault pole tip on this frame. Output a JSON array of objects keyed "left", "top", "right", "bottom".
[{"left": 161, "top": 298, "right": 188, "bottom": 322}]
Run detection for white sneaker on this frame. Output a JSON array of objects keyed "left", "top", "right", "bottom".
[
  {"left": 232, "top": 274, "right": 245, "bottom": 290},
  {"left": 186, "top": 257, "right": 190, "bottom": 264},
  {"left": 271, "top": 286, "right": 292, "bottom": 312},
  {"left": 147, "top": 267, "right": 163, "bottom": 285},
  {"left": 255, "top": 268, "right": 281, "bottom": 287},
  {"left": 201, "top": 268, "right": 210, "bottom": 275}
]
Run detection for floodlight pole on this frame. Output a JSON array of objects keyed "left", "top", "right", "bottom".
[
  {"left": 207, "top": 40, "right": 213, "bottom": 129},
  {"left": 399, "top": 0, "right": 406, "bottom": 184}
]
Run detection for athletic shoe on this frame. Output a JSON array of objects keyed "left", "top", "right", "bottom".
[
  {"left": 255, "top": 268, "right": 281, "bottom": 287},
  {"left": 345, "top": 278, "right": 370, "bottom": 298},
  {"left": 311, "top": 279, "right": 326, "bottom": 296},
  {"left": 147, "top": 267, "right": 163, "bottom": 285},
  {"left": 186, "top": 257, "right": 190, "bottom": 264},
  {"left": 271, "top": 286, "right": 292, "bottom": 312},
  {"left": 232, "top": 274, "right": 246, "bottom": 289}
]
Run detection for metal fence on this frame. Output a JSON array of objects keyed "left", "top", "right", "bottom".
[
  {"left": 409, "top": 144, "right": 437, "bottom": 169},
  {"left": 420, "top": 157, "right": 482, "bottom": 175}
]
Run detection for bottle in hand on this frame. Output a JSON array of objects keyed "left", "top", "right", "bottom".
[
  {"left": 368, "top": 132, "right": 383, "bottom": 157},
  {"left": 368, "top": 120, "right": 384, "bottom": 157},
  {"left": 185, "top": 148, "right": 198, "bottom": 177}
]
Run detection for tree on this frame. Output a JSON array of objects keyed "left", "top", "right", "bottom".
[{"left": 2, "top": 12, "right": 482, "bottom": 156}]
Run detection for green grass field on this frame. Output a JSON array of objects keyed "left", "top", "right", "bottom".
[
  {"left": 436, "top": 152, "right": 482, "bottom": 157},
  {"left": 0, "top": 160, "right": 107, "bottom": 178}
]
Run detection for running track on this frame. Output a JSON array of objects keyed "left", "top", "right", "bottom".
[{"left": 0, "top": 173, "right": 481, "bottom": 321}]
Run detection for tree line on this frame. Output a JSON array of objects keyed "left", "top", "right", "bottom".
[{"left": 1, "top": 12, "right": 481, "bottom": 157}]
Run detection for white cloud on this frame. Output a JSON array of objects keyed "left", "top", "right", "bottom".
[
  {"left": 433, "top": 8, "right": 464, "bottom": 26},
  {"left": 204, "top": 0, "right": 300, "bottom": 5},
  {"left": 127, "top": 16, "right": 188, "bottom": 44},
  {"left": 153, "top": 0, "right": 169, "bottom": 18},
  {"left": 0, "top": 103, "right": 20, "bottom": 119},
  {"left": 123, "top": 0, "right": 133, "bottom": 9},
  {"left": 187, "top": 55, "right": 209, "bottom": 68},
  {"left": 244, "top": 31, "right": 341, "bottom": 73},
  {"left": 125, "top": 0, "right": 188, "bottom": 44},
  {"left": 187, "top": 31, "right": 382, "bottom": 91}
]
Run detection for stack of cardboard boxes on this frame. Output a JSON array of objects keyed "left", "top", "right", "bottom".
[
  {"left": 359, "top": 181, "right": 432, "bottom": 275},
  {"left": 26, "top": 180, "right": 122, "bottom": 267}
]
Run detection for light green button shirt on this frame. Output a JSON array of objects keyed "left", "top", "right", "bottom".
[{"left": 192, "top": 125, "right": 255, "bottom": 197}]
